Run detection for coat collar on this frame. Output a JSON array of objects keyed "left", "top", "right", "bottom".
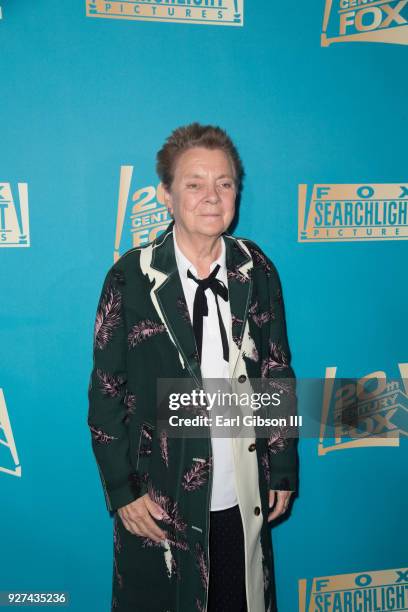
[{"left": 142, "top": 219, "right": 253, "bottom": 386}]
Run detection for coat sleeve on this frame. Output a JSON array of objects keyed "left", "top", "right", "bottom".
[
  {"left": 264, "top": 256, "right": 299, "bottom": 493},
  {"left": 87, "top": 265, "right": 145, "bottom": 512}
]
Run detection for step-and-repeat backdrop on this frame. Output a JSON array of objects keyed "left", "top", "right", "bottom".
[{"left": 1, "top": 1, "right": 407, "bottom": 610}]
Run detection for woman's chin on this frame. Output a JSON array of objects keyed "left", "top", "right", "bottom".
[{"left": 197, "top": 216, "right": 225, "bottom": 230}]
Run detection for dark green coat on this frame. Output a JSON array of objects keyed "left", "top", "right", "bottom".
[{"left": 88, "top": 219, "right": 298, "bottom": 612}]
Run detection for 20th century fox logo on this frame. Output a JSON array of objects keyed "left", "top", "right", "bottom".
[
  {"left": 318, "top": 364, "right": 408, "bottom": 456},
  {"left": 113, "top": 166, "right": 171, "bottom": 262},
  {"left": 322, "top": 0, "right": 408, "bottom": 46}
]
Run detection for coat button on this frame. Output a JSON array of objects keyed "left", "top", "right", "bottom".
[
  {"left": 254, "top": 506, "right": 261, "bottom": 516},
  {"left": 238, "top": 374, "right": 247, "bottom": 383},
  {"left": 248, "top": 443, "right": 256, "bottom": 452}
]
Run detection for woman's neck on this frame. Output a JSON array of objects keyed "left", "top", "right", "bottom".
[{"left": 174, "top": 223, "right": 222, "bottom": 279}]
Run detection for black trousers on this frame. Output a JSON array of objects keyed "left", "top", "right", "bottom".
[{"left": 207, "top": 504, "right": 248, "bottom": 612}]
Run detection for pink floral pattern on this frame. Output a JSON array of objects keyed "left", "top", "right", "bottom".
[
  {"left": 139, "top": 424, "right": 153, "bottom": 456},
  {"left": 89, "top": 425, "right": 118, "bottom": 445},
  {"left": 182, "top": 458, "right": 212, "bottom": 492},
  {"left": 159, "top": 430, "right": 169, "bottom": 467},
  {"left": 267, "top": 425, "right": 289, "bottom": 455},
  {"left": 266, "top": 378, "right": 293, "bottom": 396},
  {"left": 195, "top": 542, "right": 208, "bottom": 590},
  {"left": 176, "top": 295, "right": 191, "bottom": 324},
  {"left": 244, "top": 242, "right": 273, "bottom": 275},
  {"left": 128, "top": 319, "right": 166, "bottom": 348},
  {"left": 227, "top": 268, "right": 249, "bottom": 284},
  {"left": 113, "top": 515, "right": 122, "bottom": 554},
  {"left": 94, "top": 283, "right": 122, "bottom": 350},
  {"left": 249, "top": 300, "right": 275, "bottom": 327},
  {"left": 261, "top": 451, "right": 270, "bottom": 484},
  {"left": 123, "top": 390, "right": 136, "bottom": 424},
  {"left": 261, "top": 340, "right": 289, "bottom": 377},
  {"left": 141, "top": 484, "right": 189, "bottom": 554},
  {"left": 96, "top": 368, "right": 125, "bottom": 397}
]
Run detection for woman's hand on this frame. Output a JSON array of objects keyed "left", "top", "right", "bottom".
[
  {"left": 267, "top": 490, "right": 294, "bottom": 521},
  {"left": 117, "top": 494, "right": 168, "bottom": 542}
]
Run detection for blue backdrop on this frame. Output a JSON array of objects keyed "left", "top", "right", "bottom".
[{"left": 1, "top": 1, "right": 407, "bottom": 610}]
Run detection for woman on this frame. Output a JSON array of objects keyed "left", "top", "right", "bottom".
[{"left": 88, "top": 122, "right": 298, "bottom": 612}]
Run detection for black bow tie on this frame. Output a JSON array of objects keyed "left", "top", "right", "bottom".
[{"left": 187, "top": 263, "right": 229, "bottom": 364}]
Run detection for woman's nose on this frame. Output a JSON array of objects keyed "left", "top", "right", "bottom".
[{"left": 205, "top": 184, "right": 220, "bottom": 203}]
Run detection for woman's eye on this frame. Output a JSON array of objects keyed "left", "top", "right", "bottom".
[
  {"left": 219, "top": 182, "right": 233, "bottom": 189},
  {"left": 186, "top": 183, "right": 199, "bottom": 189}
]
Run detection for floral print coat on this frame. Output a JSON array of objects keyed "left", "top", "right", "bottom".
[{"left": 88, "top": 219, "right": 298, "bottom": 612}]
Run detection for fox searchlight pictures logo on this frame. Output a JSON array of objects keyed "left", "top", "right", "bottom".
[
  {"left": 298, "top": 183, "right": 408, "bottom": 243},
  {"left": 299, "top": 566, "right": 408, "bottom": 612},
  {"left": 322, "top": 0, "right": 408, "bottom": 46},
  {"left": 86, "top": 0, "right": 244, "bottom": 27}
]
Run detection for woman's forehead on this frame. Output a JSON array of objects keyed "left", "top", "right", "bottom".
[{"left": 174, "top": 147, "right": 235, "bottom": 176}]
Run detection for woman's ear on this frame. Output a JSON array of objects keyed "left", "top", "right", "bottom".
[{"left": 157, "top": 182, "right": 174, "bottom": 216}]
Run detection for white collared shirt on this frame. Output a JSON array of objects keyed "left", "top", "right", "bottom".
[{"left": 173, "top": 225, "right": 238, "bottom": 511}]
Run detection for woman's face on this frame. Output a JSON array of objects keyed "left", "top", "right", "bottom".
[{"left": 163, "top": 146, "right": 237, "bottom": 239}]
